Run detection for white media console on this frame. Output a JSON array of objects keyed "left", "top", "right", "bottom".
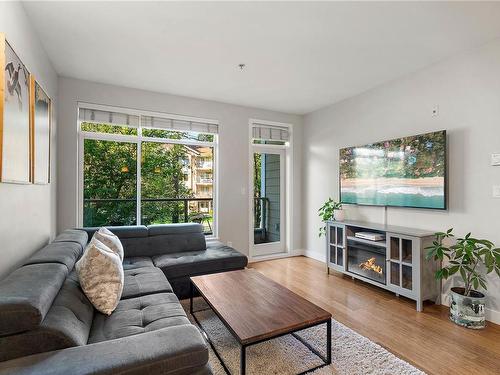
[{"left": 326, "top": 220, "right": 441, "bottom": 311}]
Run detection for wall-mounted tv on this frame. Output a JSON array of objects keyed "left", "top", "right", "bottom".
[{"left": 339, "top": 130, "right": 446, "bottom": 209}]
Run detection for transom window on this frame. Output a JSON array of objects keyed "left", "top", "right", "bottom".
[{"left": 78, "top": 104, "right": 218, "bottom": 236}]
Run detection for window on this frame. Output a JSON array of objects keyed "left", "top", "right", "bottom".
[{"left": 79, "top": 104, "right": 218, "bottom": 235}]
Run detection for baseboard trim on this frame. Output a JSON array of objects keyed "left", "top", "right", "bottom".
[
  {"left": 248, "top": 249, "right": 303, "bottom": 264},
  {"left": 440, "top": 293, "right": 500, "bottom": 326},
  {"left": 303, "top": 249, "right": 325, "bottom": 263}
]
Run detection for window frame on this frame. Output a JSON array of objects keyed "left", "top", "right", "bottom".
[{"left": 77, "top": 102, "right": 219, "bottom": 238}]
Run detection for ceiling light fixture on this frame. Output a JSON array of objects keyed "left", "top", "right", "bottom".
[{"left": 238, "top": 63, "right": 246, "bottom": 71}]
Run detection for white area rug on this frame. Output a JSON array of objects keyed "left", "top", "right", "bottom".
[{"left": 181, "top": 298, "right": 426, "bottom": 375}]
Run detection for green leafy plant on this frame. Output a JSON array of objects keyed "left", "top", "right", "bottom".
[
  {"left": 426, "top": 228, "right": 500, "bottom": 296},
  {"left": 318, "top": 198, "right": 342, "bottom": 237}
]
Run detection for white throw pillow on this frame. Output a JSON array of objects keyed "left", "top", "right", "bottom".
[
  {"left": 93, "top": 227, "right": 124, "bottom": 262},
  {"left": 76, "top": 238, "right": 124, "bottom": 315}
]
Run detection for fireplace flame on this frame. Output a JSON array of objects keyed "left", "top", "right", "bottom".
[{"left": 359, "top": 257, "right": 383, "bottom": 274}]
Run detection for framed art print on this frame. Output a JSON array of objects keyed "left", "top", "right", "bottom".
[
  {"left": 31, "top": 78, "right": 51, "bottom": 184},
  {"left": 0, "top": 33, "right": 31, "bottom": 184}
]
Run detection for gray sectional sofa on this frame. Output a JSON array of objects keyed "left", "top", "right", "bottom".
[{"left": 0, "top": 223, "right": 248, "bottom": 375}]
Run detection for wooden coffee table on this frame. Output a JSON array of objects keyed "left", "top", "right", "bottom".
[{"left": 190, "top": 269, "right": 332, "bottom": 375}]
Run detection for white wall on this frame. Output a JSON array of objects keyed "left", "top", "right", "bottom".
[
  {"left": 57, "top": 77, "right": 302, "bottom": 257},
  {"left": 0, "top": 2, "right": 58, "bottom": 278},
  {"left": 303, "top": 40, "right": 500, "bottom": 323}
]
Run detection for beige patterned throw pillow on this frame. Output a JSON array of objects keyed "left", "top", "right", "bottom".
[
  {"left": 93, "top": 227, "right": 124, "bottom": 262},
  {"left": 76, "top": 238, "right": 124, "bottom": 315}
]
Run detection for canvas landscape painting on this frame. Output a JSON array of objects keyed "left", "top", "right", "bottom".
[
  {"left": 1, "top": 36, "right": 31, "bottom": 183},
  {"left": 339, "top": 130, "right": 446, "bottom": 209}
]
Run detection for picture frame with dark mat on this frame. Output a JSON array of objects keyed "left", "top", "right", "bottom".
[
  {"left": 31, "top": 78, "right": 51, "bottom": 184},
  {"left": 0, "top": 33, "right": 32, "bottom": 184}
]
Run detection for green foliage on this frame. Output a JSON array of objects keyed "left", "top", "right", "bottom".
[
  {"left": 425, "top": 229, "right": 500, "bottom": 296},
  {"left": 83, "top": 124, "right": 213, "bottom": 228},
  {"left": 142, "top": 128, "right": 214, "bottom": 142},
  {"left": 83, "top": 139, "right": 138, "bottom": 226},
  {"left": 318, "top": 198, "right": 342, "bottom": 237},
  {"left": 253, "top": 153, "right": 262, "bottom": 227},
  {"left": 81, "top": 122, "right": 137, "bottom": 135},
  {"left": 140, "top": 142, "right": 194, "bottom": 225}
]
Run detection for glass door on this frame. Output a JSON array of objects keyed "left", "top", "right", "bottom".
[{"left": 251, "top": 146, "right": 286, "bottom": 256}]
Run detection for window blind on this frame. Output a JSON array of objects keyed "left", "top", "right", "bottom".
[
  {"left": 141, "top": 116, "right": 218, "bottom": 134},
  {"left": 79, "top": 107, "right": 140, "bottom": 127},
  {"left": 252, "top": 123, "right": 290, "bottom": 141}
]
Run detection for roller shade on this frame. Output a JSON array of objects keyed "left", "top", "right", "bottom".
[
  {"left": 252, "top": 123, "right": 290, "bottom": 141},
  {"left": 141, "top": 116, "right": 218, "bottom": 134},
  {"left": 79, "top": 107, "right": 140, "bottom": 127}
]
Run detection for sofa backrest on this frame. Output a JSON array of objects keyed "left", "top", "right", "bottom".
[
  {"left": 24, "top": 242, "right": 82, "bottom": 272},
  {"left": 146, "top": 223, "right": 207, "bottom": 256},
  {"left": 81, "top": 223, "right": 206, "bottom": 257},
  {"left": 0, "top": 271, "right": 94, "bottom": 362},
  {"left": 0, "top": 230, "right": 94, "bottom": 362},
  {"left": 0, "top": 263, "right": 68, "bottom": 336}
]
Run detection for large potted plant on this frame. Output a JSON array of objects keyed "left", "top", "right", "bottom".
[
  {"left": 318, "top": 198, "right": 344, "bottom": 237},
  {"left": 426, "top": 229, "right": 500, "bottom": 329}
]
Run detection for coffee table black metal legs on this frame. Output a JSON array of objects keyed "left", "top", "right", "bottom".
[
  {"left": 190, "top": 281, "right": 332, "bottom": 375},
  {"left": 240, "top": 345, "right": 246, "bottom": 375}
]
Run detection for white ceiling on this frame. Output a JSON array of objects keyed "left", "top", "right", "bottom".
[{"left": 23, "top": 1, "right": 500, "bottom": 114}]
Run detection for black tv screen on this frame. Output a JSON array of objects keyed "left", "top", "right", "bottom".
[{"left": 339, "top": 130, "right": 446, "bottom": 209}]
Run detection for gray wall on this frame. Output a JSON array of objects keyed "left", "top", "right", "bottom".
[
  {"left": 0, "top": 2, "right": 58, "bottom": 278},
  {"left": 303, "top": 39, "right": 500, "bottom": 323},
  {"left": 57, "top": 77, "right": 303, "bottom": 256}
]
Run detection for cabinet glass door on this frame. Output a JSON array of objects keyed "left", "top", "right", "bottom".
[
  {"left": 328, "top": 224, "right": 344, "bottom": 269},
  {"left": 387, "top": 235, "right": 414, "bottom": 291},
  {"left": 330, "top": 245, "right": 336, "bottom": 264}
]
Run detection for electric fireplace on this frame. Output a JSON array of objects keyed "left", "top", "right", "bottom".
[
  {"left": 327, "top": 221, "right": 442, "bottom": 312},
  {"left": 346, "top": 241, "right": 386, "bottom": 284}
]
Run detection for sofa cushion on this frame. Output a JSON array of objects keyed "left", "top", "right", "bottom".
[
  {"left": 148, "top": 223, "right": 204, "bottom": 236},
  {"left": 0, "top": 263, "right": 68, "bottom": 336},
  {"left": 152, "top": 242, "right": 248, "bottom": 279},
  {"left": 146, "top": 233, "right": 206, "bottom": 257},
  {"left": 53, "top": 229, "right": 88, "bottom": 250},
  {"left": 0, "top": 272, "right": 94, "bottom": 362},
  {"left": 81, "top": 225, "right": 148, "bottom": 240},
  {"left": 79, "top": 224, "right": 206, "bottom": 258},
  {"left": 122, "top": 267, "right": 173, "bottom": 299},
  {"left": 42, "top": 271, "right": 94, "bottom": 346},
  {"left": 88, "top": 293, "right": 190, "bottom": 344},
  {"left": 76, "top": 239, "right": 124, "bottom": 315},
  {"left": 23, "top": 242, "right": 82, "bottom": 272},
  {"left": 0, "top": 326, "right": 210, "bottom": 375},
  {"left": 123, "top": 256, "right": 154, "bottom": 270}
]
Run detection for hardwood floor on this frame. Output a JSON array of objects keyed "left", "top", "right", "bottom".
[{"left": 249, "top": 256, "right": 500, "bottom": 375}]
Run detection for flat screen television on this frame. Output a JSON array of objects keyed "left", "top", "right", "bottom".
[{"left": 339, "top": 130, "right": 446, "bottom": 209}]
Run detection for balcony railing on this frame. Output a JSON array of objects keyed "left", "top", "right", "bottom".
[
  {"left": 196, "top": 162, "right": 212, "bottom": 169},
  {"left": 254, "top": 197, "right": 270, "bottom": 244},
  {"left": 196, "top": 177, "right": 213, "bottom": 184},
  {"left": 83, "top": 197, "right": 213, "bottom": 234},
  {"left": 84, "top": 196, "right": 268, "bottom": 238}
]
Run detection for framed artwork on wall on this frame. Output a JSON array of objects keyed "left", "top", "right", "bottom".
[
  {"left": 31, "top": 78, "right": 51, "bottom": 184},
  {"left": 0, "top": 33, "right": 32, "bottom": 184}
]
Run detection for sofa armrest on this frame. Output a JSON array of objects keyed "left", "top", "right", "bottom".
[{"left": 0, "top": 325, "right": 209, "bottom": 375}]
